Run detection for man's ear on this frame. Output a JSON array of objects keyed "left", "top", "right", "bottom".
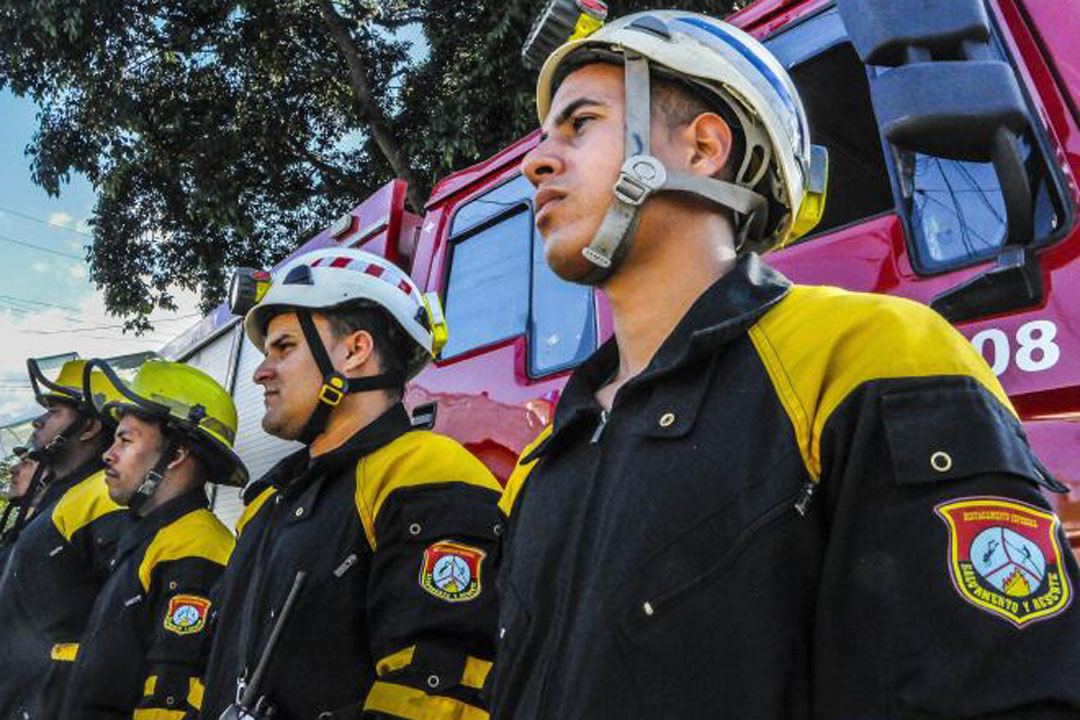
[
  {"left": 167, "top": 444, "right": 191, "bottom": 473},
  {"left": 340, "top": 329, "right": 377, "bottom": 375},
  {"left": 686, "top": 112, "right": 733, "bottom": 179},
  {"left": 78, "top": 416, "right": 103, "bottom": 443}
]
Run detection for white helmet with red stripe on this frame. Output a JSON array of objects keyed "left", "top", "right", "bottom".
[{"left": 244, "top": 247, "right": 446, "bottom": 380}]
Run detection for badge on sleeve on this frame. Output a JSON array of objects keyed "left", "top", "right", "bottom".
[
  {"left": 936, "top": 497, "right": 1071, "bottom": 628},
  {"left": 163, "top": 594, "right": 211, "bottom": 635},
  {"left": 419, "top": 541, "right": 486, "bottom": 603}
]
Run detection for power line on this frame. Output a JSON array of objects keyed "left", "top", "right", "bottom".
[
  {"left": 0, "top": 232, "right": 83, "bottom": 260},
  {"left": 0, "top": 294, "right": 83, "bottom": 314},
  {"left": 25, "top": 313, "right": 200, "bottom": 335},
  {"left": 0, "top": 206, "right": 92, "bottom": 237}
]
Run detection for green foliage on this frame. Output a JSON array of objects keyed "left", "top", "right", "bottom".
[{"left": 0, "top": 0, "right": 741, "bottom": 329}]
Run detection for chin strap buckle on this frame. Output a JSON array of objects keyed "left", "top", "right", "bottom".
[
  {"left": 613, "top": 155, "right": 668, "bottom": 207},
  {"left": 317, "top": 375, "right": 347, "bottom": 407}
]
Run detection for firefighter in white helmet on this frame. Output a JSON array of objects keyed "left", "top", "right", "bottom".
[
  {"left": 201, "top": 248, "right": 501, "bottom": 720},
  {"left": 495, "top": 4, "right": 1080, "bottom": 718}
]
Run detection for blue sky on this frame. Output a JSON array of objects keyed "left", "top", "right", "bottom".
[{"left": 0, "top": 89, "right": 199, "bottom": 428}]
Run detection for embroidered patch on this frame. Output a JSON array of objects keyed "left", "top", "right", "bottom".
[
  {"left": 163, "top": 594, "right": 211, "bottom": 635},
  {"left": 936, "top": 497, "right": 1071, "bottom": 628},
  {"left": 419, "top": 541, "right": 486, "bottom": 603}
]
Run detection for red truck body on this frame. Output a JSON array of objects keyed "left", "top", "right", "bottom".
[{"left": 163, "top": 0, "right": 1080, "bottom": 545}]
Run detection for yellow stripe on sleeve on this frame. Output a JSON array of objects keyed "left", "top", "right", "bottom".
[
  {"left": 132, "top": 710, "right": 185, "bottom": 720},
  {"left": 374, "top": 646, "right": 490, "bottom": 691},
  {"left": 50, "top": 643, "right": 79, "bottom": 662},
  {"left": 377, "top": 646, "right": 416, "bottom": 676},
  {"left": 461, "top": 656, "right": 492, "bottom": 690},
  {"left": 749, "top": 285, "right": 1013, "bottom": 483},
  {"left": 364, "top": 680, "right": 488, "bottom": 720},
  {"left": 188, "top": 678, "right": 204, "bottom": 710},
  {"left": 143, "top": 675, "right": 157, "bottom": 697}
]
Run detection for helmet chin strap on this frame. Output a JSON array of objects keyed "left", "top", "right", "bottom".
[
  {"left": 578, "top": 54, "right": 770, "bottom": 284},
  {"left": 127, "top": 435, "right": 179, "bottom": 514},
  {"left": 27, "top": 410, "right": 89, "bottom": 465},
  {"left": 294, "top": 309, "right": 405, "bottom": 446}
]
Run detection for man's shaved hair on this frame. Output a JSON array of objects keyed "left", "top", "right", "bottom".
[{"left": 652, "top": 76, "right": 745, "bottom": 181}]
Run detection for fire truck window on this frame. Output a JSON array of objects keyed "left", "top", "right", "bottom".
[
  {"left": 442, "top": 174, "right": 597, "bottom": 373},
  {"left": 766, "top": 9, "right": 893, "bottom": 239},
  {"left": 442, "top": 206, "right": 532, "bottom": 359},
  {"left": 530, "top": 228, "right": 596, "bottom": 376},
  {"left": 886, "top": 48, "right": 1066, "bottom": 273}
]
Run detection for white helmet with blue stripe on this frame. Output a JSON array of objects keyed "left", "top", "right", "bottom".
[{"left": 534, "top": 9, "right": 828, "bottom": 273}]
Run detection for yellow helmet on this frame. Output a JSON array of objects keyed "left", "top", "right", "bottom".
[
  {"left": 87, "top": 359, "right": 248, "bottom": 487},
  {"left": 27, "top": 357, "right": 124, "bottom": 411}
]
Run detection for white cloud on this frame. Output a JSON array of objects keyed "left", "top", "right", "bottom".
[
  {"left": 0, "top": 287, "right": 203, "bottom": 426},
  {"left": 31, "top": 261, "right": 49, "bottom": 273},
  {"left": 68, "top": 264, "right": 87, "bottom": 280},
  {"left": 48, "top": 211, "right": 74, "bottom": 227}
]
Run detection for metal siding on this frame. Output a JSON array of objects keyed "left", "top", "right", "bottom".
[
  {"left": 223, "top": 334, "right": 303, "bottom": 529},
  {"left": 182, "top": 329, "right": 245, "bottom": 529}
]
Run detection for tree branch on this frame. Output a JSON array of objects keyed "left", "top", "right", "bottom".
[{"left": 315, "top": 0, "right": 425, "bottom": 211}]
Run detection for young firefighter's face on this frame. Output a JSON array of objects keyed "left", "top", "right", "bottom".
[
  {"left": 29, "top": 399, "right": 79, "bottom": 452},
  {"left": 523, "top": 63, "right": 628, "bottom": 283},
  {"left": 7, "top": 457, "right": 38, "bottom": 500},
  {"left": 254, "top": 312, "right": 336, "bottom": 441},
  {"left": 102, "top": 413, "right": 165, "bottom": 506}
]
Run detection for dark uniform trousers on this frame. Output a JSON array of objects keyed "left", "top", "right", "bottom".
[
  {"left": 0, "top": 460, "right": 129, "bottom": 720},
  {"left": 60, "top": 488, "right": 234, "bottom": 720},
  {"left": 200, "top": 404, "right": 503, "bottom": 720},
  {"left": 493, "top": 254, "right": 1080, "bottom": 720}
]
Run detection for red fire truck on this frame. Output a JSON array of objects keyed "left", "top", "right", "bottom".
[{"left": 161, "top": 0, "right": 1080, "bottom": 548}]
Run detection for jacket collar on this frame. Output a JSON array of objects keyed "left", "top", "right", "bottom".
[
  {"left": 538, "top": 254, "right": 790, "bottom": 457},
  {"left": 36, "top": 457, "right": 104, "bottom": 515},
  {"left": 256, "top": 403, "right": 413, "bottom": 499},
  {"left": 115, "top": 487, "right": 209, "bottom": 564}
]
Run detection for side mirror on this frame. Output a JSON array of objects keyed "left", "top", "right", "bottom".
[{"left": 837, "top": 0, "right": 1041, "bottom": 322}]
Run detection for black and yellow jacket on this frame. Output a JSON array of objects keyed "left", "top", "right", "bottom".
[
  {"left": 200, "top": 403, "right": 502, "bottom": 720},
  {"left": 60, "top": 488, "right": 234, "bottom": 720},
  {"left": 0, "top": 460, "right": 129, "bottom": 720},
  {"left": 492, "top": 254, "right": 1080, "bottom": 720}
]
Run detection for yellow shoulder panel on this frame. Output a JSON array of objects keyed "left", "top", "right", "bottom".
[
  {"left": 498, "top": 425, "right": 553, "bottom": 518},
  {"left": 51, "top": 470, "right": 124, "bottom": 542},
  {"left": 138, "top": 508, "right": 235, "bottom": 592},
  {"left": 748, "top": 285, "right": 1011, "bottom": 483},
  {"left": 355, "top": 431, "right": 501, "bottom": 550},
  {"left": 235, "top": 486, "right": 276, "bottom": 537}
]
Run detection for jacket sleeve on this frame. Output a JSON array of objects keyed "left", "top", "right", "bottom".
[
  {"left": 134, "top": 519, "right": 234, "bottom": 720},
  {"left": 356, "top": 433, "right": 503, "bottom": 720},
  {"left": 815, "top": 374, "right": 1080, "bottom": 719}
]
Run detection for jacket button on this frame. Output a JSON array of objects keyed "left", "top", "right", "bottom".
[
  {"left": 499, "top": 627, "right": 507, "bottom": 639},
  {"left": 295, "top": 507, "right": 305, "bottom": 518},
  {"left": 165, "top": 697, "right": 175, "bottom": 706},
  {"left": 930, "top": 451, "right": 953, "bottom": 473},
  {"left": 643, "top": 601, "right": 655, "bottom": 616},
  {"left": 409, "top": 523, "right": 422, "bottom": 536},
  {"left": 169, "top": 581, "right": 178, "bottom": 590},
  {"left": 426, "top": 674, "right": 440, "bottom": 689},
  {"left": 493, "top": 523, "right": 503, "bottom": 536},
  {"left": 658, "top": 412, "right": 676, "bottom": 428}
]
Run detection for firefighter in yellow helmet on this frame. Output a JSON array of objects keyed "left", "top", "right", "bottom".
[
  {"left": 59, "top": 358, "right": 242, "bottom": 720},
  {"left": 0, "top": 357, "right": 130, "bottom": 720}
]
